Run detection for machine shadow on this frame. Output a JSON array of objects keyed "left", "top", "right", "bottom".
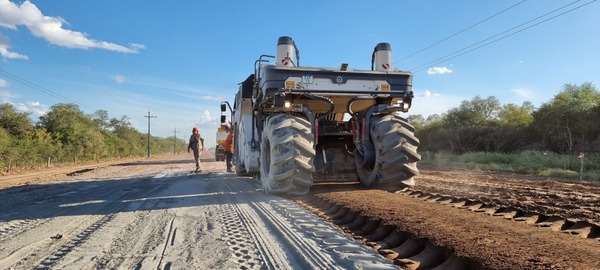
[{"left": 0, "top": 172, "right": 259, "bottom": 222}]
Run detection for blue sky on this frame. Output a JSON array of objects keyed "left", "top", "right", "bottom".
[{"left": 1, "top": 0, "right": 599, "bottom": 147}]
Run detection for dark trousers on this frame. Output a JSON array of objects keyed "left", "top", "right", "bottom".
[
  {"left": 193, "top": 150, "right": 200, "bottom": 170},
  {"left": 225, "top": 151, "right": 233, "bottom": 171}
]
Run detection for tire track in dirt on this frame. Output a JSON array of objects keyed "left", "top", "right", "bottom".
[
  {"left": 220, "top": 203, "right": 268, "bottom": 269},
  {"left": 0, "top": 185, "right": 57, "bottom": 241},
  {"left": 1, "top": 182, "right": 137, "bottom": 268},
  {"left": 0, "top": 183, "right": 130, "bottom": 244},
  {"left": 0, "top": 178, "right": 171, "bottom": 269},
  {"left": 34, "top": 214, "right": 117, "bottom": 269},
  {"left": 416, "top": 170, "right": 600, "bottom": 223},
  {"left": 219, "top": 176, "right": 398, "bottom": 269},
  {"left": 299, "top": 183, "right": 600, "bottom": 269},
  {"left": 398, "top": 188, "right": 600, "bottom": 240},
  {"left": 48, "top": 180, "right": 171, "bottom": 269},
  {"left": 71, "top": 179, "right": 181, "bottom": 270},
  {"left": 299, "top": 195, "right": 481, "bottom": 269},
  {"left": 155, "top": 216, "right": 176, "bottom": 270},
  {"left": 220, "top": 178, "right": 293, "bottom": 269}
]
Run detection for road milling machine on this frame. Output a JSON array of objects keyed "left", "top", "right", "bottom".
[{"left": 221, "top": 36, "right": 420, "bottom": 196}]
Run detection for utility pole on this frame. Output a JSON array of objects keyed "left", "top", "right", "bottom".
[
  {"left": 145, "top": 111, "right": 157, "bottom": 158},
  {"left": 173, "top": 128, "right": 177, "bottom": 154}
]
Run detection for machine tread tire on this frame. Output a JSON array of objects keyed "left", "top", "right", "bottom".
[
  {"left": 260, "top": 114, "right": 315, "bottom": 196},
  {"left": 356, "top": 114, "right": 421, "bottom": 188}
]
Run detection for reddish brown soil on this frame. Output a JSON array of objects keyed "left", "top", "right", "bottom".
[{"left": 305, "top": 169, "right": 600, "bottom": 270}]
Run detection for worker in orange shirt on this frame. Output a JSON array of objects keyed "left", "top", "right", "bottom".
[{"left": 223, "top": 124, "right": 234, "bottom": 173}]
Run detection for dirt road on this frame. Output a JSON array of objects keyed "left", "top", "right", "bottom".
[
  {"left": 0, "top": 152, "right": 394, "bottom": 270},
  {"left": 1, "top": 153, "right": 600, "bottom": 269}
]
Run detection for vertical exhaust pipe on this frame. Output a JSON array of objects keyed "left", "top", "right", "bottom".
[
  {"left": 372, "top": 42, "right": 392, "bottom": 71},
  {"left": 276, "top": 36, "right": 299, "bottom": 67}
]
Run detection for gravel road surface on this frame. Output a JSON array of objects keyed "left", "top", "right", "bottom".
[{"left": 0, "top": 152, "right": 395, "bottom": 270}]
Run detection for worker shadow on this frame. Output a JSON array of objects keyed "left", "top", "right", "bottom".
[
  {"left": 113, "top": 159, "right": 193, "bottom": 166},
  {"left": 201, "top": 158, "right": 223, "bottom": 162},
  {"left": 0, "top": 172, "right": 260, "bottom": 222}
]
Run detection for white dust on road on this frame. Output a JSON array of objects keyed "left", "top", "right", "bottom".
[{"left": 0, "top": 154, "right": 397, "bottom": 269}]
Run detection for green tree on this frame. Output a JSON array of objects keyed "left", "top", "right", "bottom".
[
  {"left": 498, "top": 101, "right": 534, "bottom": 128},
  {"left": 531, "top": 82, "right": 600, "bottom": 153},
  {"left": 425, "top": 114, "right": 443, "bottom": 124},
  {"left": 0, "top": 127, "right": 14, "bottom": 170},
  {"left": 444, "top": 96, "right": 501, "bottom": 128},
  {"left": 0, "top": 103, "right": 34, "bottom": 138},
  {"left": 109, "top": 115, "right": 145, "bottom": 156},
  {"left": 407, "top": 114, "right": 425, "bottom": 131},
  {"left": 91, "top": 109, "right": 110, "bottom": 131},
  {"left": 437, "top": 96, "right": 502, "bottom": 153},
  {"left": 39, "top": 103, "right": 106, "bottom": 162},
  {"left": 415, "top": 117, "right": 447, "bottom": 152}
]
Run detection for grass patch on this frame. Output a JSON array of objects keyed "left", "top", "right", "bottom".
[{"left": 421, "top": 150, "right": 600, "bottom": 182}]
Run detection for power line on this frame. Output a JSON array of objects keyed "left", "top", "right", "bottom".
[
  {"left": 0, "top": 9, "right": 138, "bottom": 115},
  {"left": 409, "top": 0, "right": 596, "bottom": 73},
  {"left": 0, "top": 68, "right": 94, "bottom": 111},
  {"left": 396, "top": 0, "right": 529, "bottom": 64}
]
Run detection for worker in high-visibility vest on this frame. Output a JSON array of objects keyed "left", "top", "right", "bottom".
[{"left": 223, "top": 124, "right": 234, "bottom": 173}]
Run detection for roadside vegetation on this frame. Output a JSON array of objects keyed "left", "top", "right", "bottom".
[
  {"left": 409, "top": 82, "right": 600, "bottom": 182},
  {"left": 3, "top": 82, "right": 598, "bottom": 181},
  {"left": 0, "top": 103, "right": 187, "bottom": 173}
]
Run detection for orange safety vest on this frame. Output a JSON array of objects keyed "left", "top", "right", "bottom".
[{"left": 224, "top": 131, "right": 234, "bottom": 152}]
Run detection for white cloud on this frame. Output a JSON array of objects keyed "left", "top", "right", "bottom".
[
  {"left": 427, "top": 66, "right": 453, "bottom": 75},
  {"left": 200, "top": 95, "right": 225, "bottom": 102},
  {"left": 0, "top": 80, "right": 50, "bottom": 115},
  {"left": 0, "top": 32, "right": 28, "bottom": 60},
  {"left": 113, "top": 74, "right": 126, "bottom": 84},
  {"left": 0, "top": 89, "right": 19, "bottom": 103},
  {"left": 511, "top": 87, "right": 533, "bottom": 99},
  {"left": 0, "top": 0, "right": 144, "bottom": 54},
  {"left": 13, "top": 101, "right": 49, "bottom": 116},
  {"left": 419, "top": 90, "right": 440, "bottom": 98},
  {"left": 197, "top": 110, "right": 217, "bottom": 126},
  {"left": 130, "top": 43, "right": 146, "bottom": 50}
]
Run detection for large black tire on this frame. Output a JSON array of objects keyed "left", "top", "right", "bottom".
[
  {"left": 356, "top": 114, "right": 420, "bottom": 188},
  {"left": 260, "top": 114, "right": 315, "bottom": 196}
]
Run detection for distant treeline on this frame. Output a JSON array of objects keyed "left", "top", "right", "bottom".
[
  {"left": 409, "top": 82, "right": 600, "bottom": 155},
  {"left": 3, "top": 82, "right": 597, "bottom": 173},
  {"left": 0, "top": 103, "right": 187, "bottom": 171}
]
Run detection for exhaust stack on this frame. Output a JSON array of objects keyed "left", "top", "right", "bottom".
[
  {"left": 373, "top": 43, "right": 392, "bottom": 71},
  {"left": 277, "top": 36, "right": 296, "bottom": 67}
]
